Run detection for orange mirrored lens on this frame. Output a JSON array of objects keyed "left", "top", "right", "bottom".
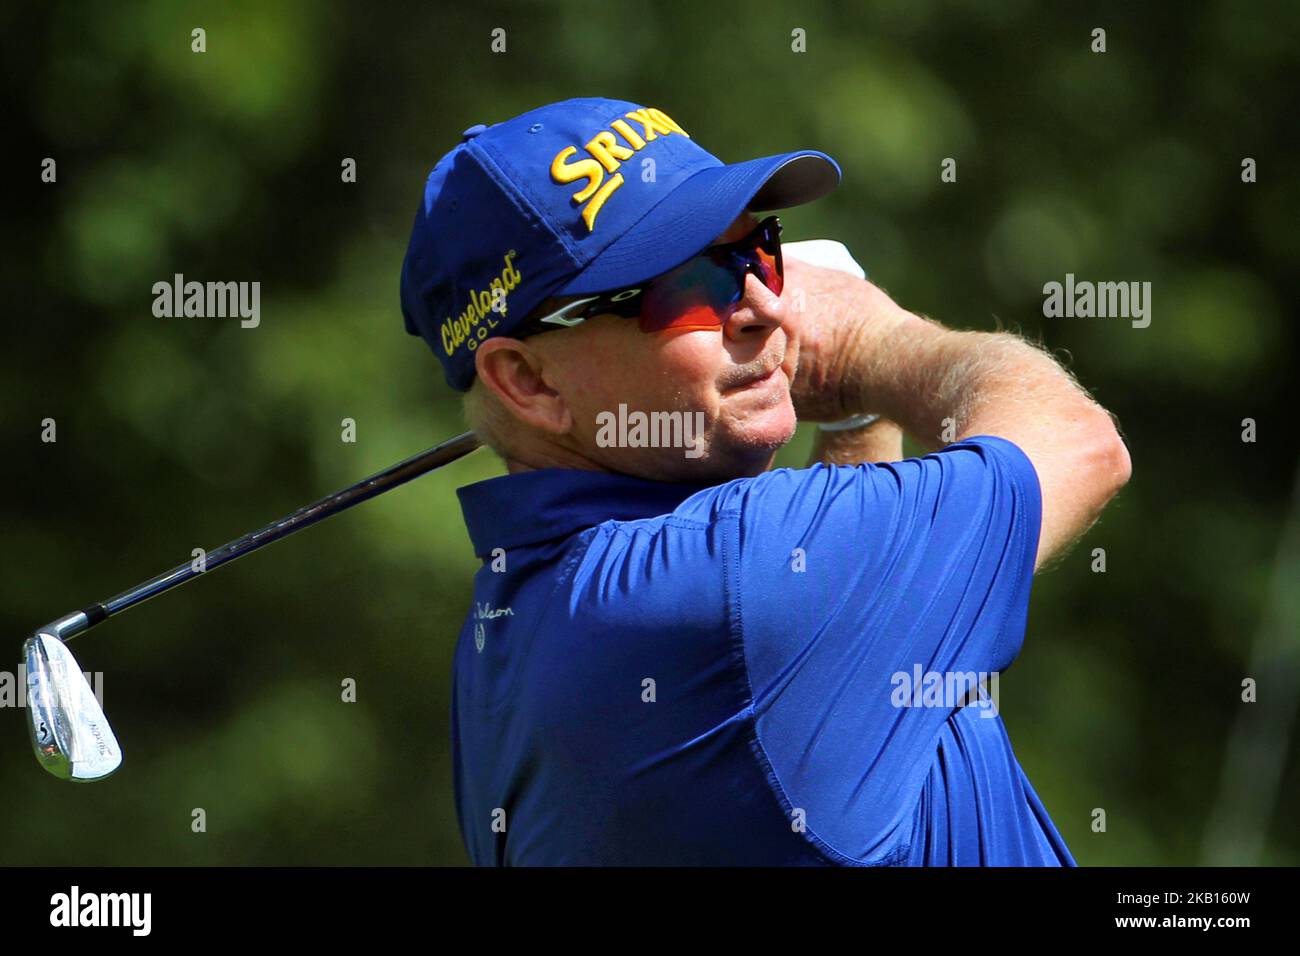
[{"left": 636, "top": 220, "right": 783, "bottom": 333}]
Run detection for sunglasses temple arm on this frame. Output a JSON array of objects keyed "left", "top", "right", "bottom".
[{"left": 536, "top": 295, "right": 602, "bottom": 327}]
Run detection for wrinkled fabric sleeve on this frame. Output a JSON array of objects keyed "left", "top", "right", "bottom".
[{"left": 726, "top": 435, "right": 1042, "bottom": 860}]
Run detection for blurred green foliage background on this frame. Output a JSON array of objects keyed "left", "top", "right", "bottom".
[{"left": 2, "top": 0, "right": 1296, "bottom": 865}]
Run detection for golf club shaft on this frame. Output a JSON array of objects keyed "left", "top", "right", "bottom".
[{"left": 55, "top": 430, "right": 483, "bottom": 642}]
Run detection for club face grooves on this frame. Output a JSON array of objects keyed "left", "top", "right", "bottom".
[{"left": 23, "top": 632, "right": 122, "bottom": 782}]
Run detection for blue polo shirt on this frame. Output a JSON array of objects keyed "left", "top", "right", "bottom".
[{"left": 451, "top": 435, "right": 1075, "bottom": 866}]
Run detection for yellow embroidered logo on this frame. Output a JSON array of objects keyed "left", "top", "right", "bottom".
[
  {"left": 441, "top": 250, "right": 522, "bottom": 356},
  {"left": 550, "top": 107, "right": 690, "bottom": 233}
]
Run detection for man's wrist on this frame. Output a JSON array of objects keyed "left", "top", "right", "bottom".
[
  {"left": 817, "top": 412, "right": 882, "bottom": 432},
  {"left": 808, "top": 415, "right": 903, "bottom": 465}
]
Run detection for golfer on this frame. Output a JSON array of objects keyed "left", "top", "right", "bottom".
[{"left": 400, "top": 97, "right": 1131, "bottom": 865}]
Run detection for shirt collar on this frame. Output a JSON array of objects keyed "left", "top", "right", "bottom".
[{"left": 457, "top": 468, "right": 712, "bottom": 558}]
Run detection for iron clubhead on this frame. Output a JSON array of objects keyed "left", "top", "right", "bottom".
[{"left": 23, "top": 631, "right": 121, "bottom": 782}]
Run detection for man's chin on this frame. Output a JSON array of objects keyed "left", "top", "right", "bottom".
[
  {"left": 713, "top": 402, "right": 798, "bottom": 473},
  {"left": 743, "top": 392, "right": 799, "bottom": 447}
]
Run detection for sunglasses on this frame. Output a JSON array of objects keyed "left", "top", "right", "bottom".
[{"left": 517, "top": 215, "right": 783, "bottom": 338}]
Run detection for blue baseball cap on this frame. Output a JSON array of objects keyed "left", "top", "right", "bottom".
[{"left": 399, "top": 97, "right": 841, "bottom": 392}]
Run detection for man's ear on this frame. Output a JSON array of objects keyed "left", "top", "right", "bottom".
[{"left": 474, "top": 337, "right": 573, "bottom": 435}]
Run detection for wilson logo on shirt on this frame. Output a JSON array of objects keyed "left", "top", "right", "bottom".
[{"left": 472, "top": 602, "right": 514, "bottom": 654}]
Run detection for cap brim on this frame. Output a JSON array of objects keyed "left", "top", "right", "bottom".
[{"left": 557, "top": 149, "right": 840, "bottom": 296}]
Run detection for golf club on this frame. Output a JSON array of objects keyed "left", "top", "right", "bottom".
[{"left": 22, "top": 430, "right": 484, "bottom": 782}]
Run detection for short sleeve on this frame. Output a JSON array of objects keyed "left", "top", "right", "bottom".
[{"left": 728, "top": 435, "right": 1042, "bottom": 860}]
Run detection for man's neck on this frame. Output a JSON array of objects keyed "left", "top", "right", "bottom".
[
  {"left": 504, "top": 447, "right": 780, "bottom": 481},
  {"left": 504, "top": 442, "right": 608, "bottom": 475}
]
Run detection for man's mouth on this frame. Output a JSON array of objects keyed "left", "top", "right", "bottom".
[{"left": 727, "top": 363, "right": 784, "bottom": 392}]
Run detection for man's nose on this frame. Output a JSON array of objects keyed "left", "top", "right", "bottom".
[{"left": 723, "top": 271, "right": 786, "bottom": 341}]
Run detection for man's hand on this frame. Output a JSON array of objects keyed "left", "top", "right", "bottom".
[{"left": 782, "top": 256, "right": 911, "bottom": 422}]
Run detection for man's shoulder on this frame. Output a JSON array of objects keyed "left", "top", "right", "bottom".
[{"left": 665, "top": 463, "right": 846, "bottom": 520}]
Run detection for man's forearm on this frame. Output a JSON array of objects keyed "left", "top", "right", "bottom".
[
  {"left": 807, "top": 418, "right": 904, "bottom": 466},
  {"left": 850, "top": 319, "right": 1037, "bottom": 446},
  {"left": 822, "top": 282, "right": 1101, "bottom": 449},
  {"left": 791, "top": 267, "right": 1131, "bottom": 570}
]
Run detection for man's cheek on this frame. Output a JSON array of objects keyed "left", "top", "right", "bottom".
[{"left": 659, "top": 330, "right": 721, "bottom": 373}]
